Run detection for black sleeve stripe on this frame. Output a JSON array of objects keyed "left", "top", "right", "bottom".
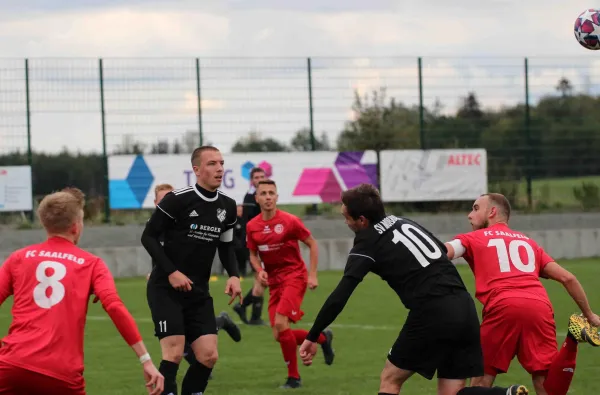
[
  {"left": 157, "top": 205, "right": 174, "bottom": 219},
  {"left": 349, "top": 253, "right": 375, "bottom": 262}
]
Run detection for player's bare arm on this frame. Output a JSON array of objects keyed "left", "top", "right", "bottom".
[
  {"left": 301, "top": 235, "right": 319, "bottom": 289},
  {"left": 92, "top": 258, "right": 164, "bottom": 394},
  {"left": 249, "top": 249, "right": 268, "bottom": 285},
  {"left": 141, "top": 196, "right": 193, "bottom": 292},
  {"left": 444, "top": 240, "right": 465, "bottom": 261},
  {"left": 541, "top": 261, "right": 600, "bottom": 326}
]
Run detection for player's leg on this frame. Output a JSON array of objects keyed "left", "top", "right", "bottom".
[
  {"left": 147, "top": 284, "right": 186, "bottom": 395},
  {"left": 514, "top": 300, "right": 559, "bottom": 395},
  {"left": 378, "top": 359, "right": 414, "bottom": 394},
  {"left": 283, "top": 279, "right": 335, "bottom": 365},
  {"left": 248, "top": 277, "right": 266, "bottom": 325},
  {"left": 439, "top": 291, "right": 529, "bottom": 395},
  {"left": 475, "top": 300, "right": 521, "bottom": 387},
  {"left": 181, "top": 297, "right": 219, "bottom": 395},
  {"left": 0, "top": 364, "right": 87, "bottom": 395},
  {"left": 539, "top": 313, "right": 597, "bottom": 395},
  {"left": 215, "top": 311, "right": 242, "bottom": 342}
]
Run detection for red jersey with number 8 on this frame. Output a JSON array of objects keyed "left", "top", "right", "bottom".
[
  {"left": 454, "top": 223, "right": 554, "bottom": 311},
  {"left": 0, "top": 237, "right": 124, "bottom": 387}
]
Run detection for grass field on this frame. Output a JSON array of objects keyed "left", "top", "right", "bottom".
[{"left": 2, "top": 260, "right": 600, "bottom": 394}]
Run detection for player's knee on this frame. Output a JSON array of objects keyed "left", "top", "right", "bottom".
[
  {"left": 159, "top": 336, "right": 185, "bottom": 363},
  {"left": 198, "top": 348, "right": 219, "bottom": 368},
  {"left": 273, "top": 316, "right": 289, "bottom": 334},
  {"left": 379, "top": 367, "right": 405, "bottom": 391}
]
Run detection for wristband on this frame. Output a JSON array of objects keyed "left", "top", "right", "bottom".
[{"left": 139, "top": 353, "right": 151, "bottom": 364}]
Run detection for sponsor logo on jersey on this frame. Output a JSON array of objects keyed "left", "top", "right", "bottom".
[
  {"left": 190, "top": 224, "right": 198, "bottom": 230},
  {"left": 189, "top": 210, "right": 199, "bottom": 217}
]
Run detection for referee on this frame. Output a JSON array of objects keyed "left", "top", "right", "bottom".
[
  {"left": 142, "top": 146, "right": 243, "bottom": 395},
  {"left": 233, "top": 167, "right": 267, "bottom": 325}
]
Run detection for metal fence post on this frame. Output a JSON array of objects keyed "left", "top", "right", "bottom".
[
  {"left": 196, "top": 58, "right": 204, "bottom": 147},
  {"left": 99, "top": 58, "right": 110, "bottom": 223},
  {"left": 418, "top": 57, "right": 425, "bottom": 150},
  {"left": 307, "top": 57, "right": 316, "bottom": 151},
  {"left": 25, "top": 59, "right": 34, "bottom": 222},
  {"left": 524, "top": 57, "right": 533, "bottom": 209}
]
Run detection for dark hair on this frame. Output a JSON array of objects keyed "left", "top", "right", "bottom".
[
  {"left": 191, "top": 146, "right": 219, "bottom": 165},
  {"left": 482, "top": 193, "right": 511, "bottom": 220},
  {"left": 257, "top": 179, "right": 276, "bottom": 190},
  {"left": 250, "top": 167, "right": 265, "bottom": 178},
  {"left": 341, "top": 183, "right": 386, "bottom": 223}
]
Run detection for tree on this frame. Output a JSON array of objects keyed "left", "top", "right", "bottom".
[
  {"left": 150, "top": 140, "right": 169, "bottom": 154},
  {"left": 289, "top": 128, "right": 331, "bottom": 151},
  {"left": 556, "top": 77, "right": 573, "bottom": 98},
  {"left": 113, "top": 134, "right": 146, "bottom": 155},
  {"left": 337, "top": 88, "right": 420, "bottom": 151},
  {"left": 231, "top": 131, "right": 287, "bottom": 152}
]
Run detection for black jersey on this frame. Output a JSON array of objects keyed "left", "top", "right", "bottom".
[
  {"left": 346, "top": 215, "right": 466, "bottom": 309},
  {"left": 142, "top": 184, "right": 237, "bottom": 289},
  {"left": 306, "top": 215, "right": 468, "bottom": 342},
  {"left": 242, "top": 189, "right": 261, "bottom": 223}
]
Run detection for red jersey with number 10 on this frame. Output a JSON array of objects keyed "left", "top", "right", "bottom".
[
  {"left": 246, "top": 210, "right": 311, "bottom": 285},
  {"left": 0, "top": 237, "right": 131, "bottom": 387},
  {"left": 454, "top": 223, "right": 554, "bottom": 312}
]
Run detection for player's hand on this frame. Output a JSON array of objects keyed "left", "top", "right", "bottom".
[
  {"left": 168, "top": 271, "right": 193, "bottom": 292},
  {"left": 308, "top": 273, "right": 319, "bottom": 290},
  {"left": 142, "top": 360, "right": 164, "bottom": 395},
  {"left": 146, "top": 273, "right": 151, "bottom": 282},
  {"left": 585, "top": 312, "right": 600, "bottom": 327},
  {"left": 225, "top": 276, "right": 243, "bottom": 305},
  {"left": 257, "top": 270, "right": 268, "bottom": 286},
  {"left": 299, "top": 340, "right": 318, "bottom": 366}
]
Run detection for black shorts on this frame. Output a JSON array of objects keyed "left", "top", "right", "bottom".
[
  {"left": 146, "top": 283, "right": 217, "bottom": 342},
  {"left": 388, "top": 289, "right": 484, "bottom": 380}
]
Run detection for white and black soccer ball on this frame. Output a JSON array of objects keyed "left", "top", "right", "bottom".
[{"left": 574, "top": 9, "right": 600, "bottom": 50}]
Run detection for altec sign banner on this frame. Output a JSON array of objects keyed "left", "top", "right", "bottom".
[
  {"left": 108, "top": 151, "right": 378, "bottom": 209},
  {"left": 379, "top": 149, "right": 488, "bottom": 202}
]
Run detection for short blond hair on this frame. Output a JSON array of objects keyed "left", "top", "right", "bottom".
[
  {"left": 154, "top": 183, "right": 174, "bottom": 199},
  {"left": 38, "top": 187, "right": 86, "bottom": 234}
]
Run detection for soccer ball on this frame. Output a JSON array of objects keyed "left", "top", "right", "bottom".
[{"left": 574, "top": 9, "right": 600, "bottom": 50}]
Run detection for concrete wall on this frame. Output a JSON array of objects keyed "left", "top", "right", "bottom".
[{"left": 2, "top": 228, "right": 598, "bottom": 278}]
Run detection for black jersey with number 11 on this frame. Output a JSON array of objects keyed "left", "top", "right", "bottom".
[{"left": 345, "top": 215, "right": 467, "bottom": 310}]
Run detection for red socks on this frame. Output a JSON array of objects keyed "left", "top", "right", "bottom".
[
  {"left": 543, "top": 335, "right": 578, "bottom": 395},
  {"left": 278, "top": 329, "right": 300, "bottom": 379},
  {"left": 291, "top": 329, "right": 326, "bottom": 345}
]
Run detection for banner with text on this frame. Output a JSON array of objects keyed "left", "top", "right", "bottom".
[
  {"left": 109, "top": 151, "right": 378, "bottom": 209},
  {"left": 0, "top": 166, "right": 33, "bottom": 212},
  {"left": 380, "top": 149, "right": 487, "bottom": 202}
]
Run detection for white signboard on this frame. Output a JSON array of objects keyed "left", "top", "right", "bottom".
[
  {"left": 109, "top": 151, "right": 378, "bottom": 209},
  {"left": 0, "top": 166, "right": 33, "bottom": 212},
  {"left": 380, "top": 149, "right": 487, "bottom": 202}
]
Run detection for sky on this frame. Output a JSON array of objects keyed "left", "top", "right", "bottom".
[{"left": 0, "top": 0, "right": 599, "bottom": 154}]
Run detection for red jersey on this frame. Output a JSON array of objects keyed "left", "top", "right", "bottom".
[
  {"left": 246, "top": 210, "right": 311, "bottom": 285},
  {"left": 0, "top": 237, "right": 138, "bottom": 386},
  {"left": 454, "top": 223, "right": 554, "bottom": 312}
]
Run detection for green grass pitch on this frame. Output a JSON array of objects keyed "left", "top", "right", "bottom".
[{"left": 1, "top": 260, "right": 600, "bottom": 394}]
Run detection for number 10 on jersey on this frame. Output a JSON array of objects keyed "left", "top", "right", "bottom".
[{"left": 391, "top": 224, "right": 443, "bottom": 267}]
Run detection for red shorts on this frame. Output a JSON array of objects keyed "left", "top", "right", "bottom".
[
  {"left": 268, "top": 278, "right": 307, "bottom": 326},
  {"left": 0, "top": 362, "right": 85, "bottom": 395},
  {"left": 481, "top": 297, "right": 557, "bottom": 376}
]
